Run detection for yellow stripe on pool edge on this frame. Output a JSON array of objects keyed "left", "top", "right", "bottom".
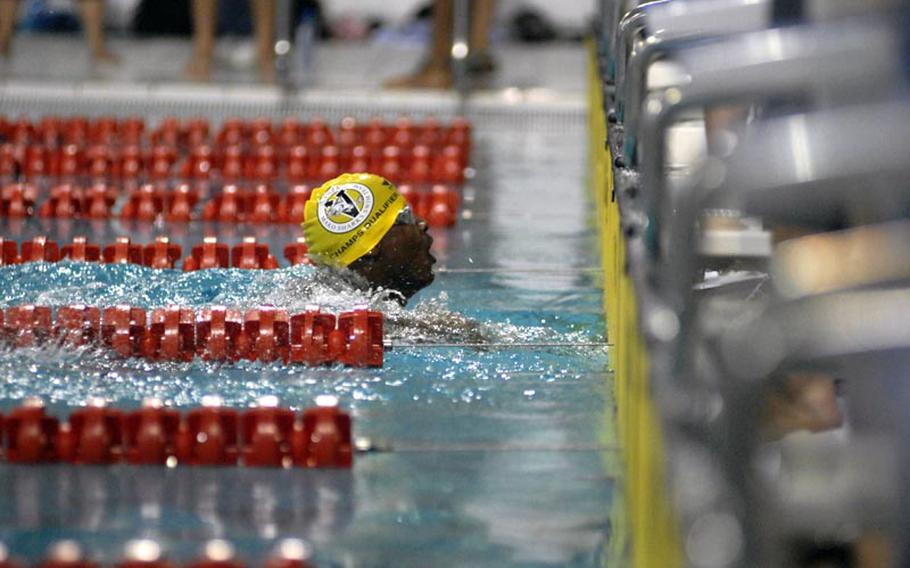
[{"left": 587, "top": 40, "right": 683, "bottom": 568}]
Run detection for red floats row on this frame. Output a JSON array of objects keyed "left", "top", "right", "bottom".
[
  {"left": 0, "top": 116, "right": 470, "bottom": 185},
  {"left": 1, "top": 142, "right": 467, "bottom": 186},
  {"left": 1, "top": 305, "right": 383, "bottom": 367},
  {"left": 2, "top": 115, "right": 470, "bottom": 154},
  {"left": 0, "top": 396, "right": 352, "bottom": 468},
  {"left": 4, "top": 182, "right": 460, "bottom": 227},
  {"left": 0, "top": 235, "right": 185, "bottom": 267},
  {"left": 0, "top": 538, "right": 315, "bottom": 568},
  {"left": 0, "top": 182, "right": 301, "bottom": 222},
  {"left": 0, "top": 236, "right": 313, "bottom": 269},
  {"left": 398, "top": 183, "right": 460, "bottom": 228},
  {"left": 119, "top": 183, "right": 311, "bottom": 224}
]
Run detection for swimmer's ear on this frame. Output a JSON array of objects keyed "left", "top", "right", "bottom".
[
  {"left": 349, "top": 247, "right": 380, "bottom": 272},
  {"left": 360, "top": 247, "right": 381, "bottom": 262}
]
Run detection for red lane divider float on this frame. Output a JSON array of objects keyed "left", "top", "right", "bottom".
[
  {"left": 0, "top": 538, "right": 317, "bottom": 568},
  {"left": 0, "top": 115, "right": 470, "bottom": 227},
  {"left": 0, "top": 236, "right": 312, "bottom": 269},
  {"left": 0, "top": 183, "right": 37, "bottom": 217},
  {"left": 0, "top": 304, "right": 383, "bottom": 367},
  {"left": 1, "top": 395, "right": 352, "bottom": 469},
  {"left": 24, "top": 180, "right": 456, "bottom": 226},
  {"left": 0, "top": 116, "right": 471, "bottom": 182},
  {"left": 0, "top": 237, "right": 16, "bottom": 265},
  {"left": 21, "top": 236, "right": 60, "bottom": 262},
  {"left": 102, "top": 236, "right": 143, "bottom": 265},
  {"left": 61, "top": 236, "right": 101, "bottom": 262},
  {"left": 398, "top": 183, "right": 460, "bottom": 228},
  {"left": 283, "top": 237, "right": 311, "bottom": 267}
]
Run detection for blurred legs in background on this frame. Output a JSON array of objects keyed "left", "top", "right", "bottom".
[
  {"left": 184, "top": 0, "right": 275, "bottom": 82},
  {"left": 386, "top": 0, "right": 454, "bottom": 89},
  {"left": 184, "top": 0, "right": 215, "bottom": 80},
  {"left": 249, "top": 0, "right": 275, "bottom": 82},
  {"left": 0, "top": 0, "right": 117, "bottom": 61},
  {"left": 385, "top": 0, "right": 495, "bottom": 89},
  {"left": 0, "top": 0, "right": 17, "bottom": 55},
  {"left": 467, "top": 0, "right": 494, "bottom": 73},
  {"left": 78, "top": 0, "right": 117, "bottom": 62}
]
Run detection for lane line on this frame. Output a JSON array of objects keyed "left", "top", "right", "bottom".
[
  {"left": 385, "top": 341, "right": 612, "bottom": 349},
  {"left": 356, "top": 440, "right": 621, "bottom": 454},
  {"left": 435, "top": 266, "right": 603, "bottom": 274}
]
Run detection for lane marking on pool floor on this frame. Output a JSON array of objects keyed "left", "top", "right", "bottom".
[
  {"left": 435, "top": 266, "right": 603, "bottom": 274},
  {"left": 355, "top": 439, "right": 621, "bottom": 454},
  {"left": 384, "top": 341, "right": 613, "bottom": 349}
]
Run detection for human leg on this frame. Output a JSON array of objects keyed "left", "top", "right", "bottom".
[
  {"left": 78, "top": 0, "right": 118, "bottom": 63},
  {"left": 0, "top": 0, "right": 21, "bottom": 57},
  {"left": 184, "top": 0, "right": 217, "bottom": 80},
  {"left": 466, "top": 0, "right": 495, "bottom": 74},
  {"left": 385, "top": 0, "right": 454, "bottom": 89},
  {"left": 249, "top": 0, "right": 275, "bottom": 83}
]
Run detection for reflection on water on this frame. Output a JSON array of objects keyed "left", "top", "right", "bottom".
[
  {"left": 0, "top": 464, "right": 354, "bottom": 563},
  {"left": 0, "top": 450, "right": 611, "bottom": 567}
]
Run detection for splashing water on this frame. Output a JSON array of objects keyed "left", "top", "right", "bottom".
[{"left": 0, "top": 262, "right": 606, "bottom": 412}]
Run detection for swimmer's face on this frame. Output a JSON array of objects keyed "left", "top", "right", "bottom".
[{"left": 349, "top": 216, "right": 436, "bottom": 302}]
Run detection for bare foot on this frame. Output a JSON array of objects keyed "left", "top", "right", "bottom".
[
  {"left": 91, "top": 48, "right": 120, "bottom": 65},
  {"left": 183, "top": 53, "right": 212, "bottom": 81},
  {"left": 384, "top": 65, "right": 453, "bottom": 90},
  {"left": 466, "top": 51, "right": 496, "bottom": 76},
  {"left": 258, "top": 63, "right": 277, "bottom": 84}
]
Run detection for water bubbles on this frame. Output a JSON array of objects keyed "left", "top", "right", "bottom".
[
  {"left": 459, "top": 388, "right": 477, "bottom": 403},
  {"left": 0, "top": 259, "right": 608, "bottom": 414}
]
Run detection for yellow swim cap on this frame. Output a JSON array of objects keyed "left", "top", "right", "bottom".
[{"left": 302, "top": 173, "right": 407, "bottom": 267}]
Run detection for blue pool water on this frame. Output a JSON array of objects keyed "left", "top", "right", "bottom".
[{"left": 0, "top": 123, "right": 618, "bottom": 566}]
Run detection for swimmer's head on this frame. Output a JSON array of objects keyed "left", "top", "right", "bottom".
[{"left": 303, "top": 173, "right": 436, "bottom": 301}]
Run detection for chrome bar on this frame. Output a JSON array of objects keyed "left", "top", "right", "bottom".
[
  {"left": 621, "top": 0, "right": 772, "bottom": 139},
  {"left": 612, "top": 1, "right": 666, "bottom": 113},
  {"left": 452, "top": 0, "right": 471, "bottom": 94},
  {"left": 636, "top": 19, "right": 900, "bottom": 287},
  {"left": 274, "top": 0, "right": 293, "bottom": 89}
]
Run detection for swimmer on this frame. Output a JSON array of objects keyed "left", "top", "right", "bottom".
[
  {"left": 303, "top": 173, "right": 487, "bottom": 343},
  {"left": 302, "top": 173, "right": 436, "bottom": 304}
]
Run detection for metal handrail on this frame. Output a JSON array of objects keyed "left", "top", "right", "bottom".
[
  {"left": 612, "top": 1, "right": 669, "bottom": 104},
  {"left": 620, "top": 0, "right": 773, "bottom": 142},
  {"left": 636, "top": 18, "right": 901, "bottom": 287},
  {"left": 661, "top": 99, "right": 910, "bottom": 352}
]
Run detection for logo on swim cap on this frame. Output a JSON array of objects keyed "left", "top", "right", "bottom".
[
  {"left": 316, "top": 183, "right": 375, "bottom": 234},
  {"left": 303, "top": 173, "right": 407, "bottom": 267}
]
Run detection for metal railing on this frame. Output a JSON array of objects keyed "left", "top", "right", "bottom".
[{"left": 591, "top": 0, "right": 910, "bottom": 566}]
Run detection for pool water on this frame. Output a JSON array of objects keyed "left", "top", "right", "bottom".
[{"left": 0, "top": 123, "right": 618, "bottom": 567}]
